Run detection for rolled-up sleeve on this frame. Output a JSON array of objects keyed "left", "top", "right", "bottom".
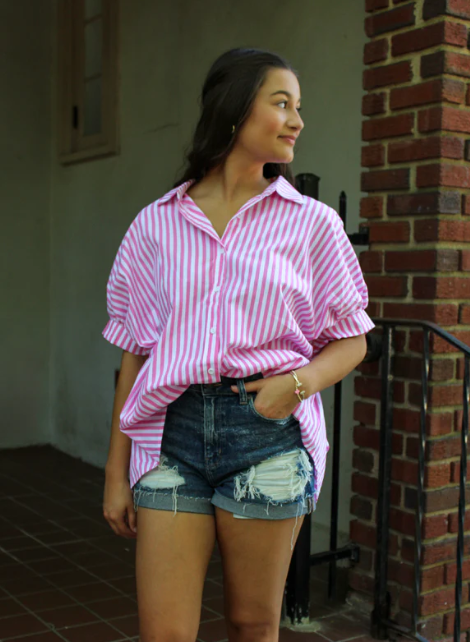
[
  {"left": 312, "top": 208, "right": 375, "bottom": 349},
  {"left": 102, "top": 216, "right": 155, "bottom": 356}
]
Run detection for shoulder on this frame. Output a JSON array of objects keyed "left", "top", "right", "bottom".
[
  {"left": 127, "top": 185, "right": 181, "bottom": 238},
  {"left": 299, "top": 196, "right": 342, "bottom": 232}
]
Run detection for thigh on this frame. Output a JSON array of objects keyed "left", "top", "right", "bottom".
[
  {"left": 215, "top": 506, "right": 305, "bottom": 636},
  {"left": 136, "top": 507, "right": 216, "bottom": 641}
]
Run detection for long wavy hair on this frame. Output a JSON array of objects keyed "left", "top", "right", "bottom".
[{"left": 173, "top": 48, "right": 299, "bottom": 188}]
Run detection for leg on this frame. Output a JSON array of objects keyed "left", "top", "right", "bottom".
[
  {"left": 214, "top": 448, "right": 314, "bottom": 642},
  {"left": 216, "top": 506, "right": 305, "bottom": 642},
  {"left": 136, "top": 507, "right": 216, "bottom": 642}
]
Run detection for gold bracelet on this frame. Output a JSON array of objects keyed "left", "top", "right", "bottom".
[{"left": 290, "top": 370, "right": 306, "bottom": 403}]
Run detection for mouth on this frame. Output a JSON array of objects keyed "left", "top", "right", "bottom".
[{"left": 279, "top": 136, "right": 297, "bottom": 146}]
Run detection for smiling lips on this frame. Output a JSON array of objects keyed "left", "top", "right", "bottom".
[{"left": 279, "top": 135, "right": 297, "bottom": 145}]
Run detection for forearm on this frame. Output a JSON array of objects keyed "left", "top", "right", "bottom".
[
  {"left": 296, "top": 334, "right": 368, "bottom": 399},
  {"left": 105, "top": 350, "right": 148, "bottom": 479}
]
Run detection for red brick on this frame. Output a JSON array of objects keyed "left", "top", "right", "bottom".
[
  {"left": 410, "top": 381, "right": 464, "bottom": 407},
  {"left": 354, "top": 424, "right": 403, "bottom": 454},
  {"left": 391, "top": 458, "right": 418, "bottom": 484},
  {"left": 365, "top": 275, "right": 408, "bottom": 297},
  {"left": 362, "top": 169, "right": 410, "bottom": 192},
  {"left": 419, "top": 105, "right": 470, "bottom": 134},
  {"left": 352, "top": 472, "right": 378, "bottom": 499},
  {"left": 385, "top": 249, "right": 458, "bottom": 272},
  {"left": 408, "top": 435, "right": 461, "bottom": 460},
  {"left": 387, "top": 191, "right": 461, "bottom": 216},
  {"left": 390, "top": 78, "right": 465, "bottom": 109},
  {"left": 422, "top": 565, "right": 446, "bottom": 592},
  {"left": 424, "top": 0, "right": 470, "bottom": 20},
  {"left": 417, "top": 164, "right": 470, "bottom": 189},
  {"left": 450, "top": 460, "right": 469, "bottom": 484},
  {"left": 392, "top": 21, "right": 467, "bottom": 56},
  {"left": 355, "top": 376, "right": 405, "bottom": 402},
  {"left": 366, "top": 0, "right": 389, "bottom": 10},
  {"left": 410, "top": 330, "right": 470, "bottom": 354},
  {"left": 388, "top": 136, "right": 463, "bottom": 162},
  {"left": 366, "top": 301, "right": 381, "bottom": 317},
  {"left": 367, "top": 220, "right": 410, "bottom": 242},
  {"left": 354, "top": 401, "right": 378, "bottom": 426},
  {"left": 422, "top": 538, "right": 457, "bottom": 564},
  {"left": 417, "top": 615, "right": 445, "bottom": 639},
  {"left": 424, "top": 463, "right": 451, "bottom": 488},
  {"left": 422, "top": 514, "right": 449, "bottom": 539},
  {"left": 383, "top": 302, "right": 458, "bottom": 324},
  {"left": 448, "top": 510, "right": 470, "bottom": 533},
  {"left": 422, "top": 51, "right": 470, "bottom": 79},
  {"left": 363, "top": 113, "right": 414, "bottom": 140},
  {"left": 443, "top": 610, "right": 470, "bottom": 636},
  {"left": 351, "top": 496, "right": 374, "bottom": 520},
  {"left": 360, "top": 250, "right": 383, "bottom": 272},
  {"left": 388, "top": 559, "right": 415, "bottom": 585},
  {"left": 413, "top": 276, "right": 470, "bottom": 299},
  {"left": 460, "top": 304, "right": 470, "bottom": 323},
  {"left": 362, "top": 144, "right": 385, "bottom": 167},
  {"left": 394, "top": 355, "right": 424, "bottom": 379},
  {"left": 420, "top": 586, "right": 455, "bottom": 616},
  {"left": 415, "top": 218, "right": 470, "bottom": 242},
  {"left": 365, "top": 4, "right": 415, "bottom": 37},
  {"left": 362, "top": 92, "right": 387, "bottom": 115},
  {"left": 356, "top": 360, "right": 380, "bottom": 377},
  {"left": 364, "top": 39, "right": 389, "bottom": 65},
  {"left": 389, "top": 508, "right": 415, "bottom": 535},
  {"left": 462, "top": 250, "right": 470, "bottom": 271},
  {"left": 445, "top": 561, "right": 470, "bottom": 585},
  {"left": 364, "top": 61, "right": 413, "bottom": 89},
  {"left": 353, "top": 448, "right": 375, "bottom": 474},
  {"left": 360, "top": 196, "right": 384, "bottom": 219},
  {"left": 463, "top": 194, "right": 470, "bottom": 215}
]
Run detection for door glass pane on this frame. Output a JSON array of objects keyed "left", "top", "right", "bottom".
[
  {"left": 85, "top": 0, "right": 102, "bottom": 19},
  {"left": 85, "top": 19, "right": 102, "bottom": 78},
  {"left": 84, "top": 77, "right": 102, "bottom": 135}
]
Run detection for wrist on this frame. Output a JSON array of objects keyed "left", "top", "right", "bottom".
[
  {"left": 290, "top": 366, "right": 315, "bottom": 399},
  {"left": 105, "top": 459, "right": 129, "bottom": 480}
]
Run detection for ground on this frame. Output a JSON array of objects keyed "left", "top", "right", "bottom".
[{"left": 0, "top": 445, "right": 378, "bottom": 642}]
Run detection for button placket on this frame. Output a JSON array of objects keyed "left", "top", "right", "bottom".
[{"left": 206, "top": 244, "right": 225, "bottom": 377}]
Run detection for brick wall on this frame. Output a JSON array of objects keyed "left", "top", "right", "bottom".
[{"left": 351, "top": 0, "right": 470, "bottom": 638}]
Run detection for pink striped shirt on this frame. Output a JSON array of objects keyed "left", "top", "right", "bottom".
[{"left": 102, "top": 175, "right": 375, "bottom": 505}]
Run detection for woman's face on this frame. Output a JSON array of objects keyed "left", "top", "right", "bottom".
[{"left": 235, "top": 67, "right": 304, "bottom": 165}]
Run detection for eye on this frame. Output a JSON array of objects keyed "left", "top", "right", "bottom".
[{"left": 277, "top": 100, "right": 288, "bottom": 109}]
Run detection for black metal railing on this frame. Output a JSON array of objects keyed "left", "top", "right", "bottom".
[
  {"left": 368, "top": 319, "right": 470, "bottom": 642},
  {"left": 284, "top": 175, "right": 370, "bottom": 623}
]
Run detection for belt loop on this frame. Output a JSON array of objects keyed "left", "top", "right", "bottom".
[{"left": 237, "top": 378, "right": 248, "bottom": 405}]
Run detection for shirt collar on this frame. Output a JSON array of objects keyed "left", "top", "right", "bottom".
[{"left": 158, "top": 174, "right": 304, "bottom": 205}]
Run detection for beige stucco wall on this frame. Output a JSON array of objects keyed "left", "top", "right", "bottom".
[
  {"left": 1, "top": 0, "right": 366, "bottom": 550},
  {"left": 0, "top": 1, "right": 53, "bottom": 447}
]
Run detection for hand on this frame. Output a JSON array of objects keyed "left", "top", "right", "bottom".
[
  {"left": 231, "top": 374, "right": 299, "bottom": 420},
  {"left": 103, "top": 472, "right": 137, "bottom": 539}
]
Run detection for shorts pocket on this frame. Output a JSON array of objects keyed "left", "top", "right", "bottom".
[{"left": 247, "top": 394, "right": 294, "bottom": 423}]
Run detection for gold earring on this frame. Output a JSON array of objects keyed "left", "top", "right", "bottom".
[{"left": 232, "top": 125, "right": 235, "bottom": 134}]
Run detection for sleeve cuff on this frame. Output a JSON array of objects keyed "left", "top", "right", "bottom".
[
  {"left": 102, "top": 319, "right": 151, "bottom": 356},
  {"left": 321, "top": 309, "right": 376, "bottom": 341}
]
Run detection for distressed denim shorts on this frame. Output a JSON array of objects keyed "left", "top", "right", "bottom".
[{"left": 132, "top": 373, "right": 316, "bottom": 539}]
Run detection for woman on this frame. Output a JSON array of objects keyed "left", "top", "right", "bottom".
[{"left": 102, "top": 48, "right": 375, "bottom": 642}]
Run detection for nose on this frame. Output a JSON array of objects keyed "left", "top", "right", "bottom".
[{"left": 288, "top": 111, "right": 304, "bottom": 132}]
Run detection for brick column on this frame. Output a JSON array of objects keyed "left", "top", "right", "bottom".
[{"left": 350, "top": 0, "right": 470, "bottom": 637}]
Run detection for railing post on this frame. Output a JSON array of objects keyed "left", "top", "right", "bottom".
[{"left": 371, "top": 324, "right": 394, "bottom": 639}]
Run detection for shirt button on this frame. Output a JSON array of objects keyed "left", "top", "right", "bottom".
[
  {"left": 210, "top": 327, "right": 216, "bottom": 334},
  {"left": 214, "top": 285, "right": 220, "bottom": 292},
  {"left": 208, "top": 368, "right": 215, "bottom": 374}
]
